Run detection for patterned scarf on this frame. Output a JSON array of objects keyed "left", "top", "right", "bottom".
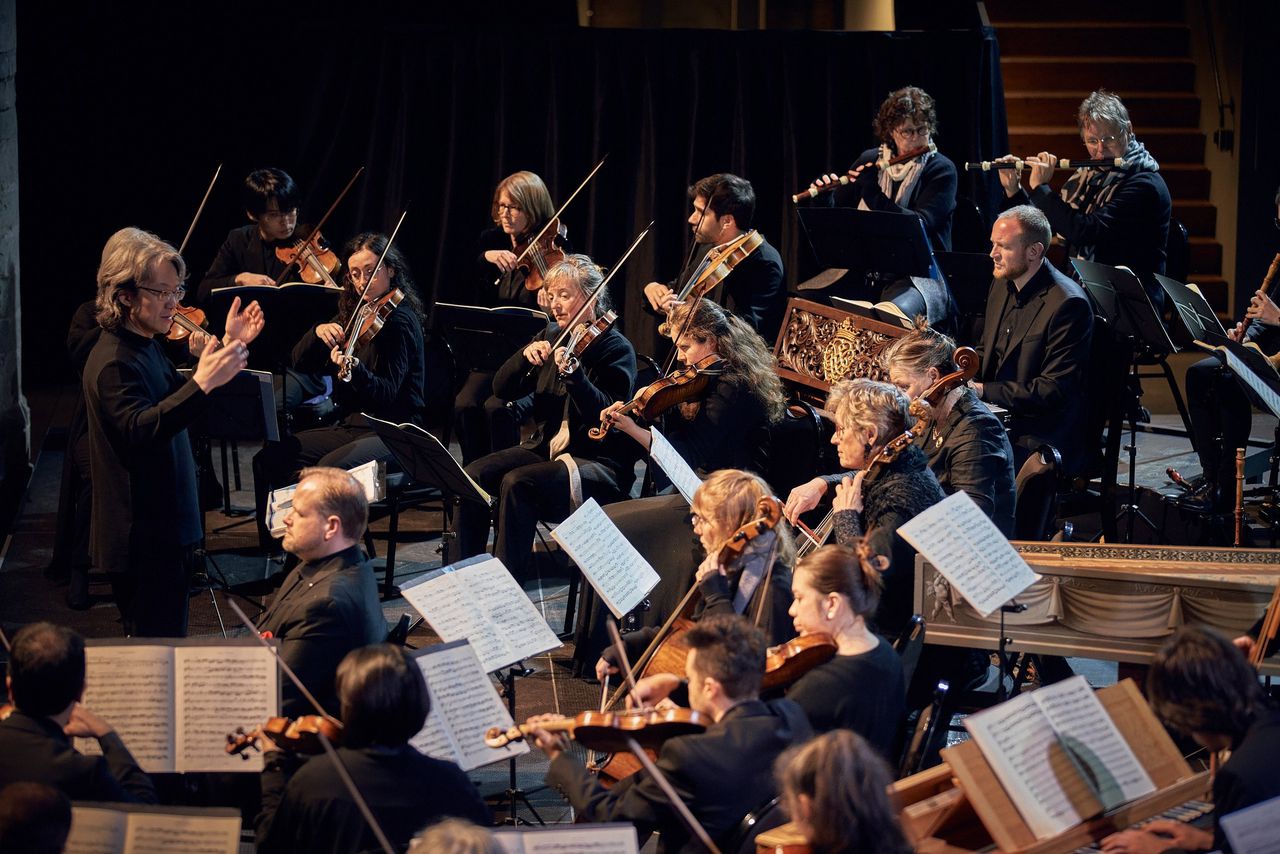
[
  {"left": 860, "top": 142, "right": 936, "bottom": 212},
  {"left": 1058, "top": 136, "right": 1160, "bottom": 260}
]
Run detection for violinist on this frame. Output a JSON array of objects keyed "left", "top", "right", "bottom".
[
  {"left": 774, "top": 729, "right": 912, "bottom": 854},
  {"left": 196, "top": 168, "right": 305, "bottom": 302},
  {"left": 783, "top": 545, "right": 904, "bottom": 758},
  {"left": 0, "top": 623, "right": 157, "bottom": 804},
  {"left": 642, "top": 173, "right": 786, "bottom": 343},
  {"left": 84, "top": 229, "right": 260, "bottom": 637},
  {"left": 252, "top": 233, "right": 426, "bottom": 553},
  {"left": 254, "top": 467, "right": 386, "bottom": 718},
  {"left": 529, "top": 614, "right": 812, "bottom": 854},
  {"left": 256, "top": 644, "right": 491, "bottom": 854},
  {"left": 453, "top": 255, "right": 637, "bottom": 581},
  {"left": 596, "top": 469, "right": 796, "bottom": 684},
  {"left": 455, "top": 171, "right": 571, "bottom": 464},
  {"left": 809, "top": 86, "right": 957, "bottom": 251}
]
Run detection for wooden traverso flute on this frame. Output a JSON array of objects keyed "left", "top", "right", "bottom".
[
  {"left": 965, "top": 157, "right": 1127, "bottom": 171},
  {"left": 1235, "top": 448, "right": 1245, "bottom": 546},
  {"left": 792, "top": 143, "right": 934, "bottom": 203}
]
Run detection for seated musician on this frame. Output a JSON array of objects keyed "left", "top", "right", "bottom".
[
  {"left": 256, "top": 644, "right": 491, "bottom": 854},
  {"left": 0, "top": 782, "right": 72, "bottom": 854},
  {"left": 997, "top": 89, "right": 1171, "bottom": 282},
  {"left": 252, "top": 232, "right": 427, "bottom": 552},
  {"left": 0, "top": 622, "right": 157, "bottom": 803},
  {"left": 529, "top": 614, "right": 813, "bottom": 853},
  {"left": 809, "top": 85, "right": 957, "bottom": 251},
  {"left": 255, "top": 467, "right": 386, "bottom": 718},
  {"left": 453, "top": 255, "right": 637, "bottom": 580},
  {"left": 197, "top": 167, "right": 305, "bottom": 302},
  {"left": 783, "top": 544, "right": 904, "bottom": 758},
  {"left": 786, "top": 323, "right": 1016, "bottom": 537},
  {"left": 642, "top": 173, "right": 787, "bottom": 343},
  {"left": 456, "top": 171, "right": 571, "bottom": 464},
  {"left": 1101, "top": 627, "right": 1280, "bottom": 854},
  {"left": 596, "top": 468, "right": 795, "bottom": 682},
  {"left": 974, "top": 205, "right": 1093, "bottom": 475},
  {"left": 1178, "top": 188, "right": 1280, "bottom": 514},
  {"left": 774, "top": 729, "right": 912, "bottom": 854}
]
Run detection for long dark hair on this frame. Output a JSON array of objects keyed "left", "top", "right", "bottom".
[{"left": 338, "top": 232, "right": 425, "bottom": 322}]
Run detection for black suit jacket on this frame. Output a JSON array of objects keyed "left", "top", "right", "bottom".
[
  {"left": 546, "top": 698, "right": 812, "bottom": 853},
  {"left": 1214, "top": 710, "right": 1280, "bottom": 853},
  {"left": 0, "top": 711, "right": 157, "bottom": 803},
  {"left": 196, "top": 224, "right": 292, "bottom": 304},
  {"left": 256, "top": 545, "right": 387, "bottom": 717},
  {"left": 925, "top": 387, "right": 1016, "bottom": 536},
  {"left": 658, "top": 235, "right": 788, "bottom": 344},
  {"left": 978, "top": 262, "right": 1093, "bottom": 474}
]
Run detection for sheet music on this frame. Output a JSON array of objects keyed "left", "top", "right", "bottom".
[
  {"left": 65, "top": 807, "right": 128, "bottom": 854},
  {"left": 550, "top": 498, "right": 660, "bottom": 619},
  {"left": 267, "top": 459, "right": 384, "bottom": 537},
  {"left": 649, "top": 427, "right": 703, "bottom": 504},
  {"left": 78, "top": 646, "right": 176, "bottom": 772},
  {"left": 1224, "top": 346, "right": 1280, "bottom": 418},
  {"left": 493, "top": 823, "right": 640, "bottom": 854},
  {"left": 174, "top": 645, "right": 278, "bottom": 773},
  {"left": 1221, "top": 793, "right": 1280, "bottom": 854},
  {"left": 408, "top": 640, "right": 527, "bottom": 771},
  {"left": 400, "top": 556, "right": 560, "bottom": 673},
  {"left": 898, "top": 491, "right": 1039, "bottom": 617}
]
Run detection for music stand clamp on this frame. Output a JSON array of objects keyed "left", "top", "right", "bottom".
[{"left": 795, "top": 207, "right": 938, "bottom": 300}]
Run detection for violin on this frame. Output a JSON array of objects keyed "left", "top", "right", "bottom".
[
  {"left": 792, "top": 143, "right": 936, "bottom": 203},
  {"left": 557, "top": 310, "right": 617, "bottom": 377},
  {"left": 761, "top": 633, "right": 837, "bottom": 692},
  {"left": 515, "top": 218, "right": 568, "bottom": 292},
  {"left": 167, "top": 304, "right": 210, "bottom": 342},
  {"left": 588, "top": 354, "right": 725, "bottom": 440},
  {"left": 485, "top": 707, "right": 706, "bottom": 754},
  {"left": 664, "top": 229, "right": 765, "bottom": 312},
  {"left": 276, "top": 227, "right": 341, "bottom": 288},
  {"left": 225, "top": 714, "right": 343, "bottom": 758},
  {"left": 337, "top": 288, "right": 405, "bottom": 383}
]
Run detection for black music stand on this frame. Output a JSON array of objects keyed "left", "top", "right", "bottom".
[
  {"left": 364, "top": 415, "right": 495, "bottom": 594},
  {"left": 1153, "top": 273, "right": 1230, "bottom": 347},
  {"left": 432, "top": 302, "right": 548, "bottom": 373},
  {"left": 795, "top": 207, "right": 936, "bottom": 300}
]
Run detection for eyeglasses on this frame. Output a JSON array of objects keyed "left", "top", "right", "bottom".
[
  {"left": 496, "top": 202, "right": 523, "bottom": 214},
  {"left": 688, "top": 512, "right": 707, "bottom": 528},
  {"left": 347, "top": 266, "right": 383, "bottom": 284},
  {"left": 894, "top": 125, "right": 930, "bottom": 140},
  {"left": 1082, "top": 134, "right": 1122, "bottom": 147},
  {"left": 136, "top": 285, "right": 186, "bottom": 303},
  {"left": 260, "top": 207, "right": 298, "bottom": 222}
]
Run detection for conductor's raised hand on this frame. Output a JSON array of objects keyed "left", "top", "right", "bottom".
[
  {"left": 192, "top": 337, "right": 247, "bottom": 393},
  {"left": 224, "top": 296, "right": 265, "bottom": 346},
  {"left": 523, "top": 340, "right": 552, "bottom": 366}
]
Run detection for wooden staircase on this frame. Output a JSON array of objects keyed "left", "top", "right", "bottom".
[{"left": 985, "top": 1, "right": 1226, "bottom": 311}]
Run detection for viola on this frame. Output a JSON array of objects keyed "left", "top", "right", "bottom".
[
  {"left": 276, "top": 227, "right": 342, "bottom": 288},
  {"left": 337, "top": 288, "right": 405, "bottom": 383},
  {"left": 226, "top": 714, "right": 343, "bottom": 758},
  {"left": 557, "top": 310, "right": 618, "bottom": 377},
  {"left": 166, "top": 304, "right": 209, "bottom": 342},
  {"left": 761, "top": 633, "right": 837, "bottom": 692},
  {"left": 668, "top": 229, "right": 765, "bottom": 308},
  {"left": 485, "top": 707, "right": 706, "bottom": 754},
  {"left": 588, "top": 354, "right": 725, "bottom": 440},
  {"left": 514, "top": 218, "right": 569, "bottom": 292}
]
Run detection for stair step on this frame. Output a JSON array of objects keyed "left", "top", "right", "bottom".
[
  {"left": 997, "top": 22, "right": 1189, "bottom": 57},
  {"left": 1161, "top": 165, "right": 1212, "bottom": 200},
  {"left": 1004, "top": 91, "right": 1201, "bottom": 128},
  {"left": 1171, "top": 200, "right": 1217, "bottom": 236},
  {"left": 1001, "top": 57, "right": 1195, "bottom": 93},
  {"left": 984, "top": 1, "right": 1184, "bottom": 22},
  {"left": 1188, "top": 238, "right": 1222, "bottom": 273},
  {"left": 1008, "top": 127, "right": 1205, "bottom": 163}
]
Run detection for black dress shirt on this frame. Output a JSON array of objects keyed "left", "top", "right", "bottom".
[{"left": 196, "top": 224, "right": 292, "bottom": 304}]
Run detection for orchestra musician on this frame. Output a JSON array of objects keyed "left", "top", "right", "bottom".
[
  {"left": 774, "top": 729, "right": 913, "bottom": 854},
  {"left": 452, "top": 255, "right": 637, "bottom": 580},
  {"left": 254, "top": 467, "right": 386, "bottom": 718},
  {"left": 642, "top": 173, "right": 787, "bottom": 343},
  {"left": 783, "top": 544, "right": 905, "bottom": 759},
  {"left": 785, "top": 323, "right": 1016, "bottom": 538},
  {"left": 0, "top": 782, "right": 72, "bottom": 854},
  {"left": 197, "top": 167, "right": 307, "bottom": 300},
  {"left": 0, "top": 623, "right": 157, "bottom": 804},
  {"left": 1178, "top": 188, "right": 1280, "bottom": 514},
  {"left": 255, "top": 644, "right": 491, "bottom": 854},
  {"left": 974, "top": 205, "right": 1094, "bottom": 475},
  {"left": 1101, "top": 627, "right": 1280, "bottom": 854},
  {"left": 252, "top": 232, "right": 426, "bottom": 553},
  {"left": 996, "top": 89, "right": 1171, "bottom": 283},
  {"left": 809, "top": 85, "right": 957, "bottom": 252},
  {"left": 596, "top": 469, "right": 796, "bottom": 683},
  {"left": 84, "top": 228, "right": 260, "bottom": 636},
  {"left": 455, "top": 171, "right": 573, "bottom": 464},
  {"left": 529, "top": 614, "right": 813, "bottom": 854}
]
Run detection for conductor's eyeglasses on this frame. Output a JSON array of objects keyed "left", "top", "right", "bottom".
[{"left": 136, "top": 285, "right": 186, "bottom": 303}]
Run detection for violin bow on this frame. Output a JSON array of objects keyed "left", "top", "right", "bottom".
[
  {"left": 224, "top": 599, "right": 395, "bottom": 854},
  {"left": 339, "top": 207, "right": 410, "bottom": 340},
  {"left": 605, "top": 622, "right": 643, "bottom": 709},
  {"left": 177, "top": 163, "right": 222, "bottom": 257},
  {"left": 495, "top": 155, "right": 608, "bottom": 287},
  {"left": 273, "top": 166, "right": 366, "bottom": 286}
]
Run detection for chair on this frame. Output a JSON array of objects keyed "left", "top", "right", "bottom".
[
  {"left": 723, "top": 795, "right": 788, "bottom": 854},
  {"left": 1014, "top": 444, "right": 1062, "bottom": 541},
  {"left": 753, "top": 399, "right": 831, "bottom": 498},
  {"left": 892, "top": 614, "right": 927, "bottom": 690},
  {"left": 1164, "top": 218, "right": 1190, "bottom": 287}
]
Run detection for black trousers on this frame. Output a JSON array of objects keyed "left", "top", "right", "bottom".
[
  {"left": 453, "top": 369, "right": 528, "bottom": 465},
  {"left": 1186, "top": 357, "right": 1253, "bottom": 498},
  {"left": 455, "top": 447, "right": 629, "bottom": 580},
  {"left": 111, "top": 544, "right": 196, "bottom": 637}
]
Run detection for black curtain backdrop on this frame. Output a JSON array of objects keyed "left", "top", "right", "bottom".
[{"left": 17, "top": 3, "right": 1006, "bottom": 384}]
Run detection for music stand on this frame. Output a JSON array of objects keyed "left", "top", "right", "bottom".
[
  {"left": 795, "top": 207, "right": 936, "bottom": 299},
  {"left": 183, "top": 368, "right": 278, "bottom": 631},
  {"left": 1153, "top": 273, "right": 1229, "bottom": 348},
  {"left": 432, "top": 302, "right": 548, "bottom": 373},
  {"left": 363, "top": 415, "right": 495, "bottom": 596}
]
